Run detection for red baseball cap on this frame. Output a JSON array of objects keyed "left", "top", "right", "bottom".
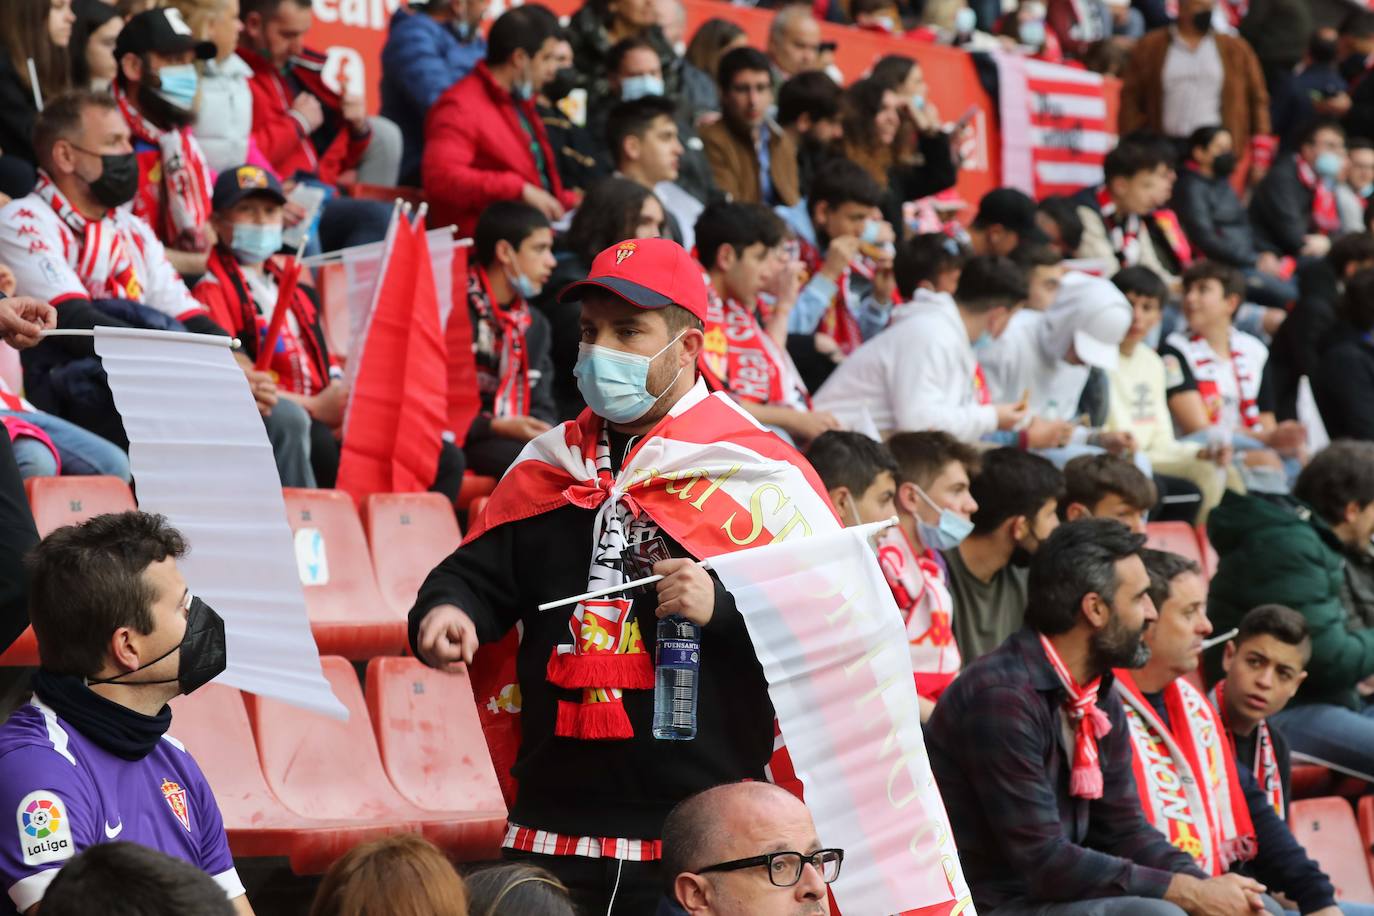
[{"left": 558, "top": 238, "right": 708, "bottom": 322}]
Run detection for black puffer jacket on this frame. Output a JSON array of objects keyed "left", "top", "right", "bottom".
[{"left": 1172, "top": 166, "right": 1259, "bottom": 268}]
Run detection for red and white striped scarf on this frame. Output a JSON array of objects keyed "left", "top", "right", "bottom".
[
  {"left": 1295, "top": 156, "right": 1342, "bottom": 236},
  {"left": 467, "top": 266, "right": 531, "bottom": 419},
  {"left": 1179, "top": 331, "right": 1261, "bottom": 430},
  {"left": 876, "top": 525, "right": 959, "bottom": 701},
  {"left": 1210, "top": 679, "right": 1285, "bottom": 820},
  {"left": 1117, "top": 671, "right": 1257, "bottom": 874},
  {"left": 1096, "top": 185, "right": 1142, "bottom": 267},
  {"left": 34, "top": 172, "right": 145, "bottom": 301},
  {"left": 114, "top": 84, "right": 212, "bottom": 249},
  {"left": 1039, "top": 633, "right": 1113, "bottom": 799},
  {"left": 700, "top": 282, "right": 810, "bottom": 411},
  {"left": 795, "top": 235, "right": 864, "bottom": 355}
]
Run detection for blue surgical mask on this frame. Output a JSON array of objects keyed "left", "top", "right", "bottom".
[
  {"left": 954, "top": 6, "right": 977, "bottom": 34},
  {"left": 911, "top": 93, "right": 927, "bottom": 112},
  {"left": 231, "top": 223, "right": 284, "bottom": 265},
  {"left": 451, "top": 19, "right": 472, "bottom": 41},
  {"left": 574, "top": 331, "right": 686, "bottom": 424},
  {"left": 507, "top": 268, "right": 540, "bottom": 300},
  {"left": 621, "top": 74, "right": 665, "bottom": 101},
  {"left": 1362, "top": 183, "right": 1374, "bottom": 199},
  {"left": 1315, "top": 150, "right": 1344, "bottom": 179},
  {"left": 912, "top": 484, "right": 974, "bottom": 550},
  {"left": 972, "top": 331, "right": 993, "bottom": 350},
  {"left": 1018, "top": 19, "right": 1046, "bottom": 48},
  {"left": 155, "top": 63, "right": 200, "bottom": 110},
  {"left": 861, "top": 219, "right": 883, "bottom": 244}
]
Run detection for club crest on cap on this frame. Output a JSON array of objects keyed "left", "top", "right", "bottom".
[
  {"left": 615, "top": 241, "right": 637, "bottom": 265},
  {"left": 236, "top": 166, "right": 268, "bottom": 190}
]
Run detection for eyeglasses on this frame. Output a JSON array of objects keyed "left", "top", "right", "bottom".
[{"left": 698, "top": 848, "right": 844, "bottom": 887}]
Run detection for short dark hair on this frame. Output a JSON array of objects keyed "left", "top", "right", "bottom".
[
  {"left": 486, "top": 4, "right": 558, "bottom": 66},
  {"left": 969, "top": 447, "right": 1064, "bottom": 535},
  {"left": 240, "top": 0, "right": 308, "bottom": 20},
  {"left": 894, "top": 233, "right": 967, "bottom": 299},
  {"left": 777, "top": 70, "right": 841, "bottom": 128},
  {"left": 565, "top": 176, "right": 654, "bottom": 264},
  {"left": 1341, "top": 267, "right": 1374, "bottom": 331},
  {"left": 1010, "top": 242, "right": 1063, "bottom": 271},
  {"left": 869, "top": 54, "right": 917, "bottom": 91},
  {"left": 1063, "top": 454, "right": 1157, "bottom": 515},
  {"left": 1182, "top": 259, "right": 1246, "bottom": 301},
  {"left": 607, "top": 35, "right": 658, "bottom": 76},
  {"left": 1297, "top": 117, "right": 1345, "bottom": 150},
  {"left": 27, "top": 512, "right": 188, "bottom": 678},
  {"left": 1037, "top": 196, "right": 1084, "bottom": 253},
  {"left": 1349, "top": 137, "right": 1374, "bottom": 156},
  {"left": 1140, "top": 548, "right": 1202, "bottom": 613},
  {"left": 1235, "top": 603, "right": 1312, "bottom": 663},
  {"left": 1112, "top": 265, "right": 1169, "bottom": 303},
  {"left": 886, "top": 431, "right": 981, "bottom": 489},
  {"left": 1293, "top": 440, "right": 1374, "bottom": 527},
  {"left": 463, "top": 863, "right": 575, "bottom": 915},
  {"left": 1342, "top": 9, "right": 1374, "bottom": 38},
  {"left": 605, "top": 95, "right": 678, "bottom": 165},
  {"left": 954, "top": 255, "right": 1029, "bottom": 314},
  {"left": 1186, "top": 125, "right": 1228, "bottom": 161},
  {"left": 694, "top": 201, "right": 784, "bottom": 271},
  {"left": 33, "top": 89, "right": 118, "bottom": 171},
  {"left": 808, "top": 157, "right": 882, "bottom": 219},
  {"left": 716, "top": 46, "right": 771, "bottom": 94},
  {"left": 41, "top": 842, "right": 234, "bottom": 916},
  {"left": 1329, "top": 232, "right": 1374, "bottom": 277},
  {"left": 1104, "top": 140, "right": 1168, "bottom": 182},
  {"left": 1025, "top": 519, "right": 1147, "bottom": 636},
  {"left": 806, "top": 431, "right": 898, "bottom": 497},
  {"left": 474, "top": 201, "right": 550, "bottom": 267}
]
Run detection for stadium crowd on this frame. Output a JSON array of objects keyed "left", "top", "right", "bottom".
[{"left": 3, "top": 0, "right": 1374, "bottom": 913}]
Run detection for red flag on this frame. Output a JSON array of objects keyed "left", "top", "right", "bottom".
[
  {"left": 443, "top": 245, "right": 481, "bottom": 446},
  {"left": 254, "top": 257, "right": 304, "bottom": 371},
  {"left": 336, "top": 213, "right": 447, "bottom": 504}
]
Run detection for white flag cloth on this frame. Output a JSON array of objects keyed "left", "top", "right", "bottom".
[
  {"left": 94, "top": 327, "right": 346, "bottom": 719},
  {"left": 709, "top": 525, "right": 974, "bottom": 916},
  {"left": 338, "top": 226, "right": 463, "bottom": 349}
]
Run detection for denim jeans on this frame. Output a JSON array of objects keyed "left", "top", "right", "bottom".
[
  {"left": 1271, "top": 700, "right": 1374, "bottom": 781},
  {"left": 0, "top": 409, "right": 130, "bottom": 481}
]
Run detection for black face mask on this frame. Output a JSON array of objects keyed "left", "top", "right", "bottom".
[
  {"left": 1310, "top": 38, "right": 1339, "bottom": 66},
  {"left": 78, "top": 149, "right": 139, "bottom": 210},
  {"left": 86, "top": 597, "right": 228, "bottom": 696},
  {"left": 1190, "top": 9, "right": 1213, "bottom": 32},
  {"left": 1211, "top": 151, "right": 1237, "bottom": 178},
  {"left": 543, "top": 67, "right": 579, "bottom": 104},
  {"left": 1341, "top": 52, "right": 1370, "bottom": 83}
]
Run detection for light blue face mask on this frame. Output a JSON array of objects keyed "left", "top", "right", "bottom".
[
  {"left": 912, "top": 484, "right": 974, "bottom": 550},
  {"left": 155, "top": 64, "right": 200, "bottom": 110},
  {"left": 1315, "top": 150, "right": 1344, "bottom": 179},
  {"left": 861, "top": 219, "right": 883, "bottom": 244},
  {"left": 972, "top": 331, "right": 993, "bottom": 350},
  {"left": 231, "top": 223, "right": 284, "bottom": 265},
  {"left": 621, "top": 74, "right": 665, "bottom": 101},
  {"left": 508, "top": 268, "right": 540, "bottom": 300},
  {"left": 574, "top": 331, "right": 686, "bottom": 424},
  {"left": 1018, "top": 18, "right": 1046, "bottom": 48},
  {"left": 954, "top": 6, "right": 978, "bottom": 34}
]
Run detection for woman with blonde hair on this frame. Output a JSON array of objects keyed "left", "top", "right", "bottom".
[{"left": 308, "top": 834, "right": 469, "bottom": 916}]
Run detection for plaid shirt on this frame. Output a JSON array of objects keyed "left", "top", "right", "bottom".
[{"left": 925, "top": 628, "right": 1205, "bottom": 910}]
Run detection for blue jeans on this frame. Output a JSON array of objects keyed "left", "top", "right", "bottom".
[
  {"left": 1271, "top": 700, "right": 1374, "bottom": 781},
  {"left": 1, "top": 409, "right": 130, "bottom": 481},
  {"left": 1286, "top": 905, "right": 1374, "bottom": 916}
]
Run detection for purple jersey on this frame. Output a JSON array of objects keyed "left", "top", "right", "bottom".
[{"left": 0, "top": 699, "right": 242, "bottom": 913}]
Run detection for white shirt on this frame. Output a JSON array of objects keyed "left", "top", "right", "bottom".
[
  {"left": 1161, "top": 30, "right": 1224, "bottom": 138},
  {"left": 654, "top": 181, "right": 703, "bottom": 253},
  {"left": 813, "top": 292, "right": 997, "bottom": 440},
  {"left": 978, "top": 308, "right": 1092, "bottom": 420},
  {"left": 196, "top": 54, "right": 254, "bottom": 175}
]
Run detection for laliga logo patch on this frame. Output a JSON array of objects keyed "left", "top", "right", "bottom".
[
  {"left": 17, "top": 791, "right": 72, "bottom": 866},
  {"left": 161, "top": 779, "right": 191, "bottom": 832},
  {"left": 616, "top": 242, "right": 637, "bottom": 265}
]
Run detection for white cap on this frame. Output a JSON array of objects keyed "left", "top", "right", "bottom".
[{"left": 1043, "top": 271, "right": 1132, "bottom": 371}]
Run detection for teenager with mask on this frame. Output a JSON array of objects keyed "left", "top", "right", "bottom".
[{"left": 0, "top": 512, "right": 252, "bottom": 915}]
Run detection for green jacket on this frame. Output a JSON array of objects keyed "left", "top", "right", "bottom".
[{"left": 1204, "top": 490, "right": 1374, "bottom": 710}]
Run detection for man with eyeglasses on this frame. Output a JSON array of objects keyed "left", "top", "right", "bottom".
[{"left": 657, "top": 781, "right": 841, "bottom": 915}]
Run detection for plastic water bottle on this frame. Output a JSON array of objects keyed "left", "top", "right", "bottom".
[{"left": 653, "top": 616, "right": 700, "bottom": 740}]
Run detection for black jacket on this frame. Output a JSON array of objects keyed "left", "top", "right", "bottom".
[
  {"left": 1232, "top": 718, "right": 1292, "bottom": 814},
  {"left": 1172, "top": 167, "right": 1258, "bottom": 268},
  {"left": 0, "top": 435, "right": 36, "bottom": 656},
  {"left": 1250, "top": 155, "right": 1316, "bottom": 257},
  {"left": 0, "top": 51, "right": 39, "bottom": 168},
  {"left": 1267, "top": 257, "right": 1339, "bottom": 419},
  {"left": 464, "top": 304, "right": 559, "bottom": 445},
  {"left": 408, "top": 431, "right": 774, "bottom": 840},
  {"left": 532, "top": 252, "right": 592, "bottom": 421},
  {"left": 1311, "top": 320, "right": 1374, "bottom": 441},
  {"left": 878, "top": 132, "right": 958, "bottom": 231}
]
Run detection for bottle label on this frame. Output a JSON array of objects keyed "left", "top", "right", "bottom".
[{"left": 658, "top": 639, "right": 700, "bottom": 668}]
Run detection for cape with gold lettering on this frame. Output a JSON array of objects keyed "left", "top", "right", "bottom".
[{"left": 1114, "top": 670, "right": 1257, "bottom": 876}]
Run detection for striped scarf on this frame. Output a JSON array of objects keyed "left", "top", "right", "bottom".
[
  {"left": 114, "top": 84, "right": 212, "bottom": 250},
  {"left": 1039, "top": 633, "right": 1112, "bottom": 799},
  {"left": 1295, "top": 156, "right": 1342, "bottom": 236},
  {"left": 467, "top": 266, "right": 531, "bottom": 419},
  {"left": 1178, "top": 331, "right": 1261, "bottom": 430},
  {"left": 1096, "top": 185, "right": 1142, "bottom": 267},
  {"left": 1210, "top": 679, "right": 1285, "bottom": 819},
  {"left": 34, "top": 172, "right": 144, "bottom": 302}
]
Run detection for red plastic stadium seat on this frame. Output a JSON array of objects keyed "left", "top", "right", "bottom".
[
  {"left": 362, "top": 493, "right": 461, "bottom": 617},
  {"left": 169, "top": 683, "right": 408, "bottom": 874},
  {"left": 364, "top": 656, "right": 506, "bottom": 856},
  {"left": 456, "top": 473, "right": 497, "bottom": 511},
  {"left": 280, "top": 488, "right": 406, "bottom": 658},
  {"left": 249, "top": 656, "right": 505, "bottom": 859},
  {"left": 340, "top": 182, "right": 425, "bottom": 208},
  {"left": 1197, "top": 526, "right": 1218, "bottom": 578},
  {"left": 1358, "top": 796, "right": 1374, "bottom": 888},
  {"left": 1291, "top": 765, "right": 1334, "bottom": 800},
  {"left": 1144, "top": 521, "right": 1204, "bottom": 567},
  {"left": 1289, "top": 797, "right": 1374, "bottom": 904}
]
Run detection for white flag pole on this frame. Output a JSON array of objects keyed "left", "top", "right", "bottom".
[{"left": 41, "top": 327, "right": 235, "bottom": 347}]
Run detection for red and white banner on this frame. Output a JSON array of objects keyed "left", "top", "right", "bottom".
[
  {"left": 709, "top": 524, "right": 974, "bottom": 916},
  {"left": 995, "top": 53, "right": 1115, "bottom": 199}
]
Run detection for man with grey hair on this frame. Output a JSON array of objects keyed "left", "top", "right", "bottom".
[
  {"left": 766, "top": 6, "right": 821, "bottom": 84},
  {"left": 659, "top": 781, "right": 840, "bottom": 916}
]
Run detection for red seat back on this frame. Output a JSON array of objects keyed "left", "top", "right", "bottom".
[
  {"left": 280, "top": 488, "right": 405, "bottom": 657},
  {"left": 1289, "top": 797, "right": 1374, "bottom": 903},
  {"left": 1144, "top": 521, "right": 1205, "bottom": 568},
  {"left": 1197, "top": 526, "right": 1219, "bottom": 577},
  {"left": 1358, "top": 796, "right": 1374, "bottom": 890},
  {"left": 362, "top": 493, "right": 461, "bottom": 616},
  {"left": 456, "top": 474, "right": 497, "bottom": 511},
  {"left": 364, "top": 656, "right": 506, "bottom": 816},
  {"left": 25, "top": 476, "right": 135, "bottom": 537}
]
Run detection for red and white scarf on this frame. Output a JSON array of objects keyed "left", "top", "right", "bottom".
[
  {"left": 876, "top": 526, "right": 959, "bottom": 701},
  {"left": 467, "top": 266, "right": 531, "bottom": 419},
  {"left": 795, "top": 236, "right": 864, "bottom": 355},
  {"left": 114, "top": 84, "right": 212, "bottom": 250},
  {"left": 1039, "top": 634, "right": 1112, "bottom": 799},
  {"left": 34, "top": 172, "right": 145, "bottom": 302},
  {"left": 1096, "top": 185, "right": 1143, "bottom": 267},
  {"left": 700, "top": 282, "right": 810, "bottom": 411},
  {"left": 1178, "top": 331, "right": 1261, "bottom": 430},
  {"left": 1295, "top": 156, "right": 1342, "bottom": 236},
  {"left": 1117, "top": 671, "right": 1257, "bottom": 875},
  {"left": 1210, "top": 679, "right": 1285, "bottom": 819},
  {"left": 466, "top": 380, "right": 839, "bottom": 741}
]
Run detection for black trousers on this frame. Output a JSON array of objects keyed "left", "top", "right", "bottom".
[{"left": 502, "top": 847, "right": 665, "bottom": 916}]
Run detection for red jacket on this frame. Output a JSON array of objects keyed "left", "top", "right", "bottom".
[
  {"left": 239, "top": 46, "right": 370, "bottom": 187},
  {"left": 422, "top": 62, "right": 575, "bottom": 237}
]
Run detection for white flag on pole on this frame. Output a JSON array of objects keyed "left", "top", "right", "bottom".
[
  {"left": 94, "top": 327, "right": 346, "bottom": 719},
  {"left": 709, "top": 525, "right": 973, "bottom": 916}
]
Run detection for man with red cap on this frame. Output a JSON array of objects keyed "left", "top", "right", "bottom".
[{"left": 408, "top": 238, "right": 839, "bottom": 913}]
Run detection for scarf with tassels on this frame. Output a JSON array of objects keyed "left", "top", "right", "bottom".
[{"left": 1039, "top": 633, "right": 1112, "bottom": 799}]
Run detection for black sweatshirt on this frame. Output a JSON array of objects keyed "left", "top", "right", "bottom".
[{"left": 408, "top": 433, "right": 774, "bottom": 840}]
